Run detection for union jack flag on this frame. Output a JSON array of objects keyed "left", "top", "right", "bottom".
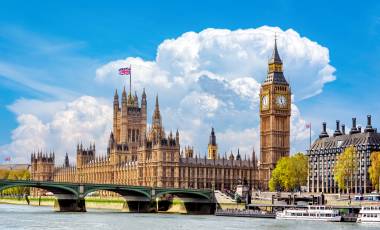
[
  {"left": 118, "top": 67, "right": 131, "bottom": 75},
  {"left": 4, "top": 156, "right": 11, "bottom": 162},
  {"left": 306, "top": 123, "right": 311, "bottom": 129}
]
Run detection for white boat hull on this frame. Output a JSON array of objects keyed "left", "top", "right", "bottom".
[
  {"left": 357, "top": 218, "right": 380, "bottom": 223},
  {"left": 276, "top": 215, "right": 342, "bottom": 222}
]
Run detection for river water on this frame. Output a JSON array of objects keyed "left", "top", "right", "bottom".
[{"left": 0, "top": 204, "right": 379, "bottom": 230}]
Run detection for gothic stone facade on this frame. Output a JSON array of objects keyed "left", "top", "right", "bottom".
[
  {"left": 307, "top": 116, "right": 380, "bottom": 194},
  {"left": 31, "top": 89, "right": 259, "bottom": 190},
  {"left": 31, "top": 41, "right": 290, "bottom": 191}
]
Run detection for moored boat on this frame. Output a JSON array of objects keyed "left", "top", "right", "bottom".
[
  {"left": 357, "top": 206, "right": 380, "bottom": 223},
  {"left": 276, "top": 206, "right": 341, "bottom": 222}
]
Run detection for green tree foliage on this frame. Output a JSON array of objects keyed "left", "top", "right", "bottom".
[
  {"left": 269, "top": 153, "right": 308, "bottom": 192},
  {"left": 0, "top": 169, "right": 31, "bottom": 196},
  {"left": 334, "top": 146, "right": 358, "bottom": 193},
  {"left": 369, "top": 151, "right": 380, "bottom": 191}
]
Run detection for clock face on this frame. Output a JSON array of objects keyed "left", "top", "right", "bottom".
[
  {"left": 262, "top": 95, "right": 269, "bottom": 109},
  {"left": 276, "top": 95, "right": 287, "bottom": 108}
]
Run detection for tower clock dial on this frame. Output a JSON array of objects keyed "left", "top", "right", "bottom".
[
  {"left": 276, "top": 95, "right": 287, "bottom": 108},
  {"left": 262, "top": 95, "right": 269, "bottom": 109}
]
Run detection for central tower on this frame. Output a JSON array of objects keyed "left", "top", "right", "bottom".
[{"left": 259, "top": 39, "right": 291, "bottom": 175}]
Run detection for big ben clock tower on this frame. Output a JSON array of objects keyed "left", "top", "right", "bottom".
[{"left": 259, "top": 39, "right": 291, "bottom": 186}]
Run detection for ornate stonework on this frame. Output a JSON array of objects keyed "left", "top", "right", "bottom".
[
  {"left": 259, "top": 39, "right": 291, "bottom": 188},
  {"left": 31, "top": 90, "right": 259, "bottom": 190}
]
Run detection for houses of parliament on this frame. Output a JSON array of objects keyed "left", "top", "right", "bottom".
[{"left": 31, "top": 40, "right": 291, "bottom": 191}]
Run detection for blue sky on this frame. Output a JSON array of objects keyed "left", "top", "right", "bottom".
[{"left": 1, "top": 1, "right": 380, "bottom": 163}]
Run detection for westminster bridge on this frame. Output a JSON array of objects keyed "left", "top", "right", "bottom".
[{"left": 0, "top": 180, "right": 215, "bottom": 213}]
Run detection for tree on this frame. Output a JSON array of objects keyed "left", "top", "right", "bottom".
[
  {"left": 369, "top": 151, "right": 380, "bottom": 192},
  {"left": 334, "top": 146, "right": 358, "bottom": 193},
  {"left": 269, "top": 153, "right": 308, "bottom": 192},
  {"left": 0, "top": 169, "right": 31, "bottom": 196}
]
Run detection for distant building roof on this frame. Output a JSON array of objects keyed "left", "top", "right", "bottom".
[{"left": 308, "top": 116, "right": 380, "bottom": 154}]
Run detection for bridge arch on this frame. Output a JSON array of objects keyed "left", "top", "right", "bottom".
[
  {"left": 155, "top": 190, "right": 212, "bottom": 201},
  {"left": 83, "top": 186, "right": 151, "bottom": 200},
  {"left": 0, "top": 183, "right": 78, "bottom": 197}
]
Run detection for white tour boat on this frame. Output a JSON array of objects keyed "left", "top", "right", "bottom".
[
  {"left": 276, "top": 206, "right": 341, "bottom": 222},
  {"left": 357, "top": 206, "right": 380, "bottom": 223}
]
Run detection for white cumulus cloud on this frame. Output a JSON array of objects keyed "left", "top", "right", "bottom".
[{"left": 1, "top": 96, "right": 112, "bottom": 163}]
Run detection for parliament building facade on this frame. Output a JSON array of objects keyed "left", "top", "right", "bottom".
[{"left": 31, "top": 40, "right": 291, "bottom": 191}]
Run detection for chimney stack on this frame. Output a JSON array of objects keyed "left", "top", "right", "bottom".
[
  {"left": 333, "top": 120, "right": 342, "bottom": 136},
  {"left": 365, "top": 115, "right": 374, "bottom": 133},
  {"left": 342, "top": 124, "right": 346, "bottom": 135},
  {"left": 350, "top": 117, "right": 359, "bottom": 134},
  {"left": 319, "top": 122, "right": 329, "bottom": 138}
]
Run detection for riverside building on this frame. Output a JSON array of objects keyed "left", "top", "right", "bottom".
[{"left": 307, "top": 116, "right": 380, "bottom": 194}]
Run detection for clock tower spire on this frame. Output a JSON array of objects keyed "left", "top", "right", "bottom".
[{"left": 259, "top": 37, "right": 291, "bottom": 189}]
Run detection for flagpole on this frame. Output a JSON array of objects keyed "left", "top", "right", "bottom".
[{"left": 129, "top": 64, "right": 132, "bottom": 94}]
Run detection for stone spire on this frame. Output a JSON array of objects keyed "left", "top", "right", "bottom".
[
  {"left": 122, "top": 86, "right": 127, "bottom": 103},
  {"left": 64, "top": 152, "right": 70, "bottom": 167},
  {"left": 264, "top": 36, "right": 288, "bottom": 85},
  {"left": 152, "top": 94, "right": 162, "bottom": 128},
  {"left": 236, "top": 148, "right": 241, "bottom": 161},
  {"left": 269, "top": 36, "right": 282, "bottom": 64},
  {"left": 209, "top": 127, "right": 216, "bottom": 145},
  {"left": 114, "top": 89, "right": 119, "bottom": 106}
]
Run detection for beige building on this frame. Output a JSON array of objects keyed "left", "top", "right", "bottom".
[{"left": 31, "top": 40, "right": 290, "bottom": 191}]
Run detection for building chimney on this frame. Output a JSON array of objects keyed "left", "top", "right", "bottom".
[
  {"left": 319, "top": 122, "right": 329, "bottom": 138},
  {"left": 358, "top": 126, "right": 362, "bottom": 133},
  {"left": 333, "top": 120, "right": 342, "bottom": 136},
  {"left": 365, "top": 115, "right": 374, "bottom": 133},
  {"left": 342, "top": 124, "right": 346, "bottom": 135},
  {"left": 350, "top": 117, "right": 359, "bottom": 134}
]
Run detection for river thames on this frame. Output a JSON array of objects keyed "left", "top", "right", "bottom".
[{"left": 0, "top": 204, "right": 379, "bottom": 230}]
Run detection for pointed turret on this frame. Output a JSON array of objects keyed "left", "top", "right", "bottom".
[
  {"left": 208, "top": 127, "right": 218, "bottom": 160},
  {"left": 114, "top": 89, "right": 119, "bottom": 106},
  {"left": 269, "top": 37, "right": 282, "bottom": 64},
  {"left": 152, "top": 94, "right": 162, "bottom": 129},
  {"left": 236, "top": 148, "right": 241, "bottom": 161},
  {"left": 209, "top": 127, "right": 216, "bottom": 145},
  {"left": 175, "top": 129, "right": 179, "bottom": 145},
  {"left": 122, "top": 86, "right": 127, "bottom": 103},
  {"left": 64, "top": 152, "right": 69, "bottom": 167},
  {"left": 264, "top": 36, "right": 288, "bottom": 85}
]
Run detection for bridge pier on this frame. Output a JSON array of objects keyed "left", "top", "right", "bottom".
[
  {"left": 156, "top": 197, "right": 216, "bottom": 214},
  {"left": 54, "top": 198, "right": 86, "bottom": 212},
  {"left": 121, "top": 201, "right": 152, "bottom": 213}
]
